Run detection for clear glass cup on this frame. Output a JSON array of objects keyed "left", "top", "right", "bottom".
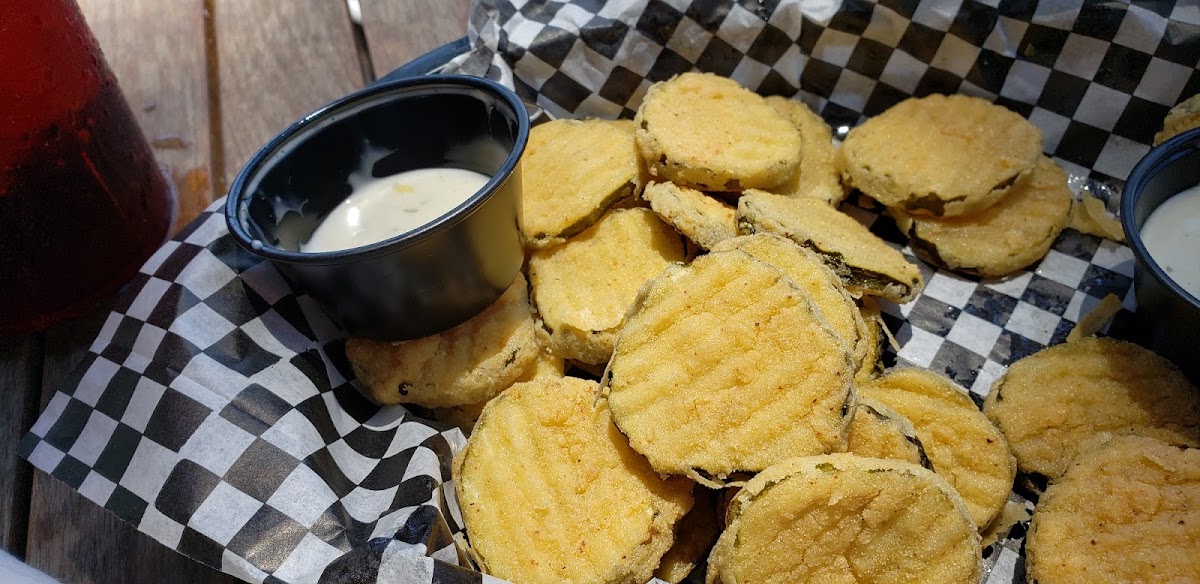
[{"left": 0, "top": 0, "right": 176, "bottom": 334}]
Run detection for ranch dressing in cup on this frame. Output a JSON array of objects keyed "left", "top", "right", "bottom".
[
  {"left": 302, "top": 167, "right": 491, "bottom": 253},
  {"left": 1140, "top": 183, "right": 1200, "bottom": 299}
]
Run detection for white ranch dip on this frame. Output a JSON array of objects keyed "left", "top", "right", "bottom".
[
  {"left": 1141, "top": 183, "right": 1200, "bottom": 299},
  {"left": 302, "top": 167, "right": 491, "bottom": 253}
]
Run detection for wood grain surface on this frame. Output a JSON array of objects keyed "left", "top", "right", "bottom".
[
  {"left": 0, "top": 336, "right": 40, "bottom": 555},
  {"left": 359, "top": 0, "right": 471, "bottom": 75},
  {"left": 77, "top": 0, "right": 216, "bottom": 236},
  {"left": 213, "top": 0, "right": 365, "bottom": 192}
]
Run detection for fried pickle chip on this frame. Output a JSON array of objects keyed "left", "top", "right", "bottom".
[
  {"left": 529, "top": 207, "right": 687, "bottom": 365},
  {"left": 454, "top": 376, "right": 694, "bottom": 584},
  {"left": 839, "top": 94, "right": 1042, "bottom": 217},
  {"left": 1155, "top": 93, "right": 1200, "bottom": 145},
  {"left": 346, "top": 274, "right": 540, "bottom": 407},
  {"left": 889, "top": 157, "right": 1072, "bottom": 277},
  {"left": 984, "top": 336, "right": 1200, "bottom": 480},
  {"left": 521, "top": 118, "right": 644, "bottom": 247},
  {"left": 706, "top": 454, "right": 981, "bottom": 584},
  {"left": 764, "top": 96, "right": 847, "bottom": 206},
  {"left": 654, "top": 486, "right": 721, "bottom": 584},
  {"left": 635, "top": 73, "right": 802, "bottom": 191},
  {"left": 862, "top": 368, "right": 1016, "bottom": 530},
  {"left": 606, "top": 250, "right": 855, "bottom": 482},
  {"left": 711, "top": 233, "right": 870, "bottom": 373},
  {"left": 736, "top": 191, "right": 924, "bottom": 302},
  {"left": 846, "top": 398, "right": 932, "bottom": 469},
  {"left": 643, "top": 181, "right": 738, "bottom": 250},
  {"left": 1026, "top": 435, "right": 1200, "bottom": 584}
]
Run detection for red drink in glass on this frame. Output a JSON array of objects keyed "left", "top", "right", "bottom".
[{"left": 0, "top": 0, "right": 175, "bottom": 334}]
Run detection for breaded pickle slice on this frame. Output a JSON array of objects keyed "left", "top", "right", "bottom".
[
  {"left": 737, "top": 191, "right": 923, "bottom": 302},
  {"left": 862, "top": 368, "right": 1016, "bottom": 530},
  {"left": 654, "top": 486, "right": 721, "bottom": 584},
  {"left": 1155, "top": 93, "right": 1200, "bottom": 145},
  {"left": 521, "top": 118, "right": 644, "bottom": 247},
  {"left": 643, "top": 181, "right": 738, "bottom": 250},
  {"left": 840, "top": 94, "right": 1042, "bottom": 217},
  {"left": 711, "top": 233, "right": 870, "bottom": 373},
  {"left": 984, "top": 336, "right": 1200, "bottom": 480},
  {"left": 454, "top": 377, "right": 694, "bottom": 584},
  {"left": 346, "top": 274, "right": 540, "bottom": 407},
  {"left": 606, "top": 250, "right": 855, "bottom": 482},
  {"left": 706, "top": 454, "right": 981, "bottom": 584},
  {"left": 1027, "top": 435, "right": 1200, "bottom": 583},
  {"left": 846, "top": 398, "right": 932, "bottom": 469},
  {"left": 890, "top": 157, "right": 1072, "bottom": 277},
  {"left": 529, "top": 207, "right": 687, "bottom": 365},
  {"left": 635, "top": 72, "right": 802, "bottom": 191},
  {"left": 764, "top": 96, "right": 847, "bottom": 206}
]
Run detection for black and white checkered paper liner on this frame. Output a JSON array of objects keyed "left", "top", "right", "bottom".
[{"left": 21, "top": 1, "right": 1199, "bottom": 583}]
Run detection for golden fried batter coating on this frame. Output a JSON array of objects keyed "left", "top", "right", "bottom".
[
  {"left": 454, "top": 377, "right": 693, "bottom": 584},
  {"left": 707, "top": 454, "right": 981, "bottom": 584},
  {"left": 606, "top": 251, "right": 855, "bottom": 482},
  {"left": 635, "top": 73, "right": 802, "bottom": 191},
  {"left": 521, "top": 118, "right": 644, "bottom": 247},
  {"left": 643, "top": 181, "right": 738, "bottom": 250},
  {"left": 711, "top": 233, "right": 871, "bottom": 375},
  {"left": 529, "top": 207, "right": 687, "bottom": 365},
  {"left": 890, "top": 157, "right": 1072, "bottom": 277},
  {"left": 764, "top": 96, "right": 847, "bottom": 206},
  {"left": 737, "top": 191, "right": 924, "bottom": 302},
  {"left": 427, "top": 345, "right": 567, "bottom": 434},
  {"left": 1067, "top": 190, "right": 1125, "bottom": 242},
  {"left": 984, "top": 336, "right": 1200, "bottom": 480},
  {"left": 1155, "top": 93, "right": 1200, "bottom": 145},
  {"left": 1026, "top": 435, "right": 1200, "bottom": 584},
  {"left": 846, "top": 398, "right": 932, "bottom": 469},
  {"left": 346, "top": 274, "right": 540, "bottom": 407},
  {"left": 862, "top": 368, "right": 1016, "bottom": 530},
  {"left": 840, "top": 94, "right": 1042, "bottom": 217}
]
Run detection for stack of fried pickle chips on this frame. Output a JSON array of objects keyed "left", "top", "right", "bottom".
[
  {"left": 983, "top": 336, "right": 1200, "bottom": 583},
  {"left": 839, "top": 94, "right": 1072, "bottom": 277},
  {"left": 341, "top": 73, "right": 1081, "bottom": 584}
]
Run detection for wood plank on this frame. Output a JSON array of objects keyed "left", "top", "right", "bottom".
[
  {"left": 27, "top": 474, "right": 241, "bottom": 584},
  {"left": 26, "top": 307, "right": 238, "bottom": 584},
  {"left": 0, "top": 334, "right": 42, "bottom": 558},
  {"left": 77, "top": 0, "right": 216, "bottom": 234},
  {"left": 214, "top": 0, "right": 365, "bottom": 192},
  {"left": 357, "top": 0, "right": 471, "bottom": 77}
]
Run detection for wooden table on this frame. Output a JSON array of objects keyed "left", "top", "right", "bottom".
[{"left": 0, "top": 1, "right": 468, "bottom": 581}]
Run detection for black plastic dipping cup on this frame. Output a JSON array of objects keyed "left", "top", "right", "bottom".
[
  {"left": 1121, "top": 127, "right": 1200, "bottom": 382},
  {"left": 226, "top": 75, "right": 530, "bottom": 341}
]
